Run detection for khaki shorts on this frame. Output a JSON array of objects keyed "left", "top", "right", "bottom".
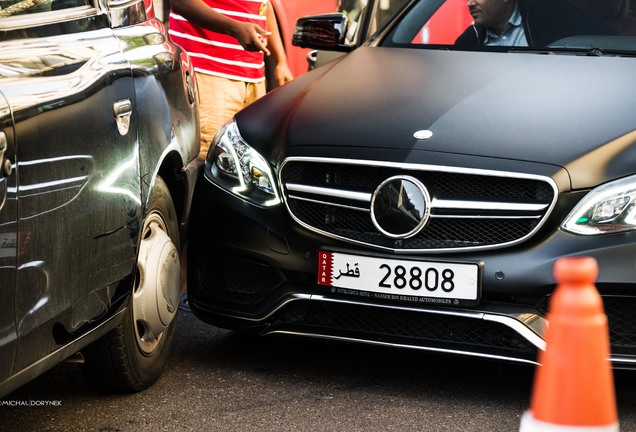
[{"left": 196, "top": 72, "right": 266, "bottom": 159}]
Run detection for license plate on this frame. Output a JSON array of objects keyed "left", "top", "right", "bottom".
[{"left": 317, "top": 251, "right": 480, "bottom": 306}]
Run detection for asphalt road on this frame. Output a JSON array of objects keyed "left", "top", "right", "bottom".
[{"left": 2, "top": 304, "right": 636, "bottom": 432}]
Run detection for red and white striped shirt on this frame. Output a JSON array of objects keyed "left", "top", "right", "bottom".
[{"left": 169, "top": 0, "right": 268, "bottom": 82}]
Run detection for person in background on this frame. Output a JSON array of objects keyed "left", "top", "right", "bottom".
[
  {"left": 169, "top": 0, "right": 292, "bottom": 294},
  {"left": 461, "top": 0, "right": 526, "bottom": 46},
  {"left": 455, "top": 0, "right": 619, "bottom": 48},
  {"left": 169, "top": 0, "right": 293, "bottom": 159}
]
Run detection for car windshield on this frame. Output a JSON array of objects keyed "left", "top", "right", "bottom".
[{"left": 383, "top": 0, "right": 636, "bottom": 54}]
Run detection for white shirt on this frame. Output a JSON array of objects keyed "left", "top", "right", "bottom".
[{"left": 484, "top": 4, "right": 528, "bottom": 47}]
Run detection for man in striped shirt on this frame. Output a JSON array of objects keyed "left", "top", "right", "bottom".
[{"left": 169, "top": 0, "right": 293, "bottom": 158}]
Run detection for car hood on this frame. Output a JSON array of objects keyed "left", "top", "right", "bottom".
[{"left": 236, "top": 46, "right": 636, "bottom": 189}]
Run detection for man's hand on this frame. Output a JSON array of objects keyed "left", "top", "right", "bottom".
[
  {"left": 274, "top": 63, "right": 294, "bottom": 86},
  {"left": 231, "top": 21, "right": 271, "bottom": 55},
  {"left": 170, "top": 0, "right": 272, "bottom": 55}
]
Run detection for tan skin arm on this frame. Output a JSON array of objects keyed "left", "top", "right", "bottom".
[
  {"left": 265, "top": 4, "right": 294, "bottom": 85},
  {"left": 170, "top": 0, "right": 270, "bottom": 54}
]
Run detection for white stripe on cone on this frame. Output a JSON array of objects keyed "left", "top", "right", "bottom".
[{"left": 520, "top": 411, "right": 619, "bottom": 432}]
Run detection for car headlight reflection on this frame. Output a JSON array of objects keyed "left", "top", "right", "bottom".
[
  {"left": 562, "top": 175, "right": 636, "bottom": 235},
  {"left": 207, "top": 120, "right": 280, "bottom": 206}
]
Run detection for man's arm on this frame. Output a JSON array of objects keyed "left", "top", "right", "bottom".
[
  {"left": 265, "top": 4, "right": 293, "bottom": 85},
  {"left": 170, "top": 0, "right": 270, "bottom": 54}
]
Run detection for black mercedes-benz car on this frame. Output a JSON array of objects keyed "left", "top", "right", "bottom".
[
  {"left": 188, "top": 0, "right": 636, "bottom": 368},
  {"left": 0, "top": 0, "right": 199, "bottom": 397}
]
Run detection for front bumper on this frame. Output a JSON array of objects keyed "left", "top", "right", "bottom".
[{"left": 188, "top": 170, "right": 636, "bottom": 368}]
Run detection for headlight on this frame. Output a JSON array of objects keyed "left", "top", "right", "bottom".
[
  {"left": 205, "top": 120, "right": 281, "bottom": 207},
  {"left": 561, "top": 175, "right": 636, "bottom": 235}
]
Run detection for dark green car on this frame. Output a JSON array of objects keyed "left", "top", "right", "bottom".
[{"left": 0, "top": 0, "right": 200, "bottom": 397}]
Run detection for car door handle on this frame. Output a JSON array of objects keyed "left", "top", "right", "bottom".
[
  {"left": 0, "top": 131, "right": 11, "bottom": 177},
  {"left": 113, "top": 99, "right": 132, "bottom": 136}
]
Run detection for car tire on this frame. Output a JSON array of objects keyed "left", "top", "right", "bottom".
[{"left": 81, "top": 176, "right": 181, "bottom": 393}]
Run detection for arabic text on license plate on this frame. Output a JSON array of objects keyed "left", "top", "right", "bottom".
[{"left": 317, "top": 251, "right": 479, "bottom": 305}]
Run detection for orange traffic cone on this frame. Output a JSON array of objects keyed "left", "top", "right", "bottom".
[{"left": 519, "top": 256, "right": 618, "bottom": 432}]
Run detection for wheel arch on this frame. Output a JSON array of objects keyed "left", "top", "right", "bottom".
[{"left": 153, "top": 149, "right": 202, "bottom": 251}]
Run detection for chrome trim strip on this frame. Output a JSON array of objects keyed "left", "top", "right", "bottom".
[
  {"left": 286, "top": 183, "right": 372, "bottom": 202},
  {"left": 610, "top": 356, "right": 636, "bottom": 369},
  {"left": 432, "top": 198, "right": 549, "bottom": 212},
  {"left": 265, "top": 330, "right": 541, "bottom": 366},
  {"left": 279, "top": 157, "right": 559, "bottom": 254},
  {"left": 484, "top": 314, "right": 546, "bottom": 350},
  {"left": 281, "top": 156, "right": 561, "bottom": 182},
  {"left": 267, "top": 330, "right": 636, "bottom": 368},
  {"left": 288, "top": 195, "right": 542, "bottom": 220},
  {"left": 288, "top": 194, "right": 370, "bottom": 212},
  {"left": 430, "top": 214, "right": 541, "bottom": 220}
]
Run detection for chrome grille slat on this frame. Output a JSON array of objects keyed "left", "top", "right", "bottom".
[
  {"left": 279, "top": 158, "right": 558, "bottom": 252},
  {"left": 432, "top": 198, "right": 549, "bottom": 212},
  {"left": 286, "top": 183, "right": 372, "bottom": 202},
  {"left": 430, "top": 214, "right": 542, "bottom": 220},
  {"left": 288, "top": 194, "right": 370, "bottom": 212}
]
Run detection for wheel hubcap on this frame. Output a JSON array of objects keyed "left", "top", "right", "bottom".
[{"left": 133, "top": 213, "right": 180, "bottom": 355}]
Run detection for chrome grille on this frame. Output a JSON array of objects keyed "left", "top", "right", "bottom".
[{"left": 280, "top": 158, "right": 557, "bottom": 251}]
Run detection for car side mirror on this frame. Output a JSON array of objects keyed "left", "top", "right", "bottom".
[{"left": 292, "top": 13, "right": 354, "bottom": 52}]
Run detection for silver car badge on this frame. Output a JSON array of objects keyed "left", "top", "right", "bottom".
[
  {"left": 371, "top": 175, "right": 431, "bottom": 239},
  {"left": 413, "top": 130, "right": 433, "bottom": 140}
]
